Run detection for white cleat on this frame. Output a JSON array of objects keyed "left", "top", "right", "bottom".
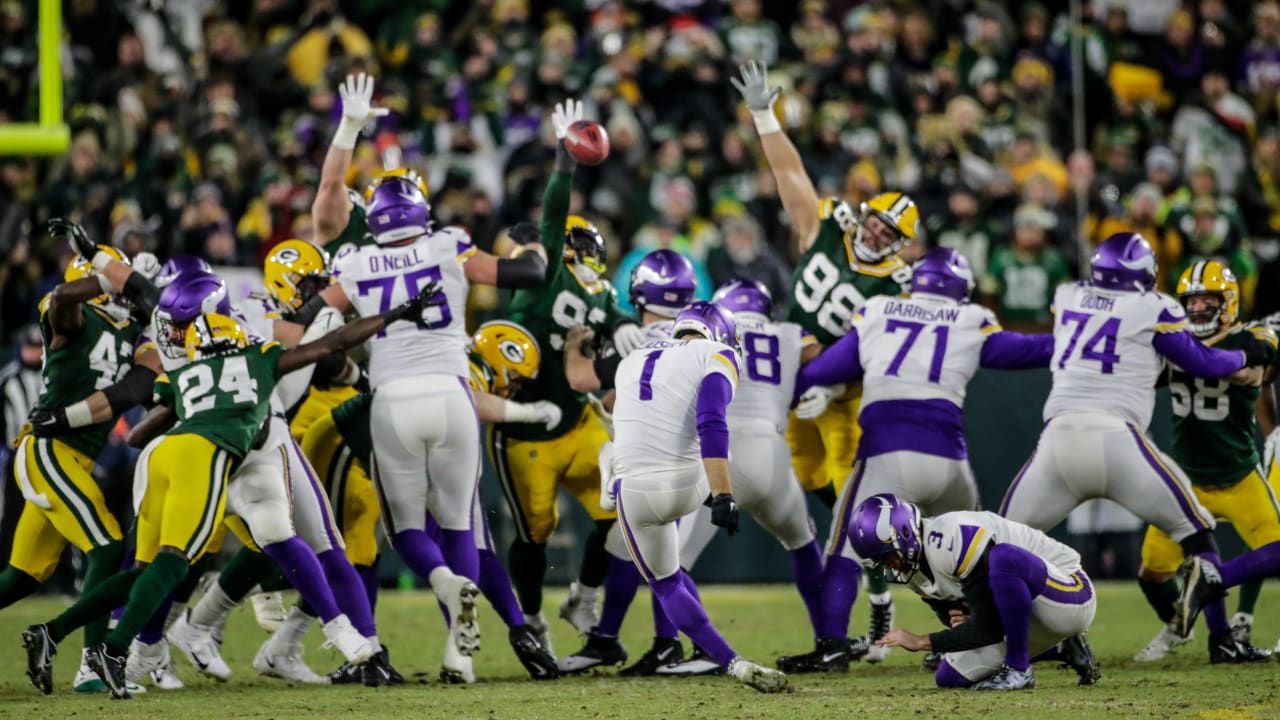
[
  {"left": 524, "top": 612, "right": 553, "bottom": 656},
  {"left": 250, "top": 591, "right": 288, "bottom": 633},
  {"left": 559, "top": 582, "right": 600, "bottom": 636},
  {"left": 125, "top": 639, "right": 170, "bottom": 684},
  {"left": 75, "top": 651, "right": 147, "bottom": 695},
  {"left": 167, "top": 609, "right": 232, "bottom": 680},
  {"left": 728, "top": 657, "right": 788, "bottom": 693},
  {"left": 253, "top": 639, "right": 330, "bottom": 684},
  {"left": 440, "top": 638, "right": 476, "bottom": 684},
  {"left": 1134, "top": 623, "right": 1194, "bottom": 661},
  {"left": 322, "top": 614, "right": 376, "bottom": 665},
  {"left": 434, "top": 574, "right": 481, "bottom": 657},
  {"left": 150, "top": 655, "right": 185, "bottom": 690}
]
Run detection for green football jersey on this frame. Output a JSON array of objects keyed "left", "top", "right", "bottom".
[
  {"left": 37, "top": 298, "right": 149, "bottom": 458},
  {"left": 322, "top": 203, "right": 376, "bottom": 258},
  {"left": 330, "top": 391, "right": 373, "bottom": 469},
  {"left": 502, "top": 170, "right": 627, "bottom": 441},
  {"left": 786, "top": 198, "right": 911, "bottom": 345},
  {"left": 154, "top": 342, "right": 284, "bottom": 459},
  {"left": 1168, "top": 326, "right": 1278, "bottom": 487}
]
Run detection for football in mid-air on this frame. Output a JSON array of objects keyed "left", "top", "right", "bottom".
[{"left": 565, "top": 120, "right": 610, "bottom": 166}]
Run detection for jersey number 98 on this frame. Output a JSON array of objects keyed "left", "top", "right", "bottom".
[{"left": 793, "top": 254, "right": 866, "bottom": 338}]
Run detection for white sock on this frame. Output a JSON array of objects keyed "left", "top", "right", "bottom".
[
  {"left": 164, "top": 602, "right": 187, "bottom": 632},
  {"left": 189, "top": 583, "right": 238, "bottom": 629},
  {"left": 574, "top": 582, "right": 599, "bottom": 603},
  {"left": 367, "top": 634, "right": 382, "bottom": 653},
  {"left": 271, "top": 606, "right": 317, "bottom": 652},
  {"left": 868, "top": 591, "right": 893, "bottom": 606},
  {"left": 428, "top": 566, "right": 457, "bottom": 591}
]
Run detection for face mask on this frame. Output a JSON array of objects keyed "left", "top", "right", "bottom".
[{"left": 572, "top": 262, "right": 600, "bottom": 285}]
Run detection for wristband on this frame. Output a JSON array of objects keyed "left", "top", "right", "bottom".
[
  {"left": 336, "top": 360, "right": 361, "bottom": 386},
  {"left": 503, "top": 400, "right": 540, "bottom": 424},
  {"left": 91, "top": 250, "right": 115, "bottom": 273},
  {"left": 64, "top": 401, "right": 95, "bottom": 429},
  {"left": 331, "top": 117, "right": 365, "bottom": 150},
  {"left": 750, "top": 108, "right": 781, "bottom": 135}
]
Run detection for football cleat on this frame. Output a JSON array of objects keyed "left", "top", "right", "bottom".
[
  {"left": 556, "top": 633, "right": 628, "bottom": 674},
  {"left": 125, "top": 638, "right": 170, "bottom": 684},
  {"left": 74, "top": 657, "right": 149, "bottom": 695},
  {"left": 22, "top": 624, "right": 56, "bottom": 695},
  {"left": 1134, "top": 623, "right": 1193, "bottom": 662},
  {"left": 728, "top": 657, "right": 788, "bottom": 693},
  {"left": 655, "top": 644, "right": 725, "bottom": 676},
  {"left": 1058, "top": 633, "right": 1101, "bottom": 685},
  {"left": 150, "top": 654, "right": 184, "bottom": 690},
  {"left": 362, "top": 646, "right": 405, "bottom": 687},
  {"left": 972, "top": 664, "right": 1035, "bottom": 691},
  {"left": 776, "top": 637, "right": 856, "bottom": 673},
  {"left": 1208, "top": 629, "right": 1272, "bottom": 664},
  {"left": 321, "top": 615, "right": 376, "bottom": 665},
  {"left": 328, "top": 662, "right": 362, "bottom": 685},
  {"left": 441, "top": 636, "right": 476, "bottom": 684},
  {"left": 167, "top": 610, "right": 231, "bottom": 680},
  {"left": 1232, "top": 612, "right": 1254, "bottom": 647},
  {"left": 620, "top": 637, "right": 684, "bottom": 677},
  {"left": 434, "top": 574, "right": 481, "bottom": 657},
  {"left": 250, "top": 591, "right": 288, "bottom": 633},
  {"left": 524, "top": 611, "right": 554, "bottom": 656},
  {"left": 253, "top": 639, "right": 329, "bottom": 684},
  {"left": 1173, "top": 556, "right": 1224, "bottom": 638},
  {"left": 85, "top": 643, "right": 132, "bottom": 700},
  {"left": 922, "top": 652, "right": 943, "bottom": 672},
  {"left": 510, "top": 625, "right": 560, "bottom": 680},
  {"left": 559, "top": 581, "right": 601, "bottom": 636},
  {"left": 864, "top": 599, "right": 895, "bottom": 663}
]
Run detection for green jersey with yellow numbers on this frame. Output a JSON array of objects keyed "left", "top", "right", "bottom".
[
  {"left": 787, "top": 197, "right": 911, "bottom": 345},
  {"left": 322, "top": 203, "right": 377, "bottom": 258},
  {"left": 502, "top": 170, "right": 629, "bottom": 441},
  {"left": 154, "top": 342, "right": 284, "bottom": 459},
  {"left": 37, "top": 298, "right": 150, "bottom": 458},
  {"left": 1168, "top": 325, "right": 1278, "bottom": 487},
  {"left": 330, "top": 391, "right": 373, "bottom": 469}
]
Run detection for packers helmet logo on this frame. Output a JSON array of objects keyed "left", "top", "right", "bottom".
[
  {"left": 499, "top": 339, "right": 527, "bottom": 365},
  {"left": 274, "top": 247, "right": 301, "bottom": 263}
]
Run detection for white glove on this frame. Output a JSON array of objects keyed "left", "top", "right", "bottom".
[
  {"left": 1265, "top": 427, "right": 1280, "bottom": 473},
  {"left": 131, "top": 251, "right": 161, "bottom": 282},
  {"left": 551, "top": 98, "right": 584, "bottom": 141},
  {"left": 333, "top": 72, "right": 389, "bottom": 150},
  {"left": 598, "top": 441, "right": 617, "bottom": 512},
  {"left": 530, "top": 400, "right": 562, "bottom": 431},
  {"left": 613, "top": 322, "right": 646, "bottom": 357},
  {"left": 587, "top": 394, "right": 614, "bottom": 439},
  {"left": 795, "top": 384, "right": 845, "bottom": 420}
]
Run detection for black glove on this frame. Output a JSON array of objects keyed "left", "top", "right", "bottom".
[
  {"left": 709, "top": 493, "right": 739, "bottom": 536},
  {"left": 1242, "top": 335, "right": 1275, "bottom": 367},
  {"left": 353, "top": 365, "right": 371, "bottom": 394},
  {"left": 379, "top": 280, "right": 444, "bottom": 326},
  {"left": 49, "top": 218, "right": 96, "bottom": 259},
  {"left": 507, "top": 222, "right": 540, "bottom": 245},
  {"left": 28, "top": 406, "right": 70, "bottom": 438}
]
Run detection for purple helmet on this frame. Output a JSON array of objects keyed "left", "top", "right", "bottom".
[
  {"left": 713, "top": 277, "right": 773, "bottom": 317},
  {"left": 155, "top": 272, "right": 231, "bottom": 358},
  {"left": 630, "top": 249, "right": 697, "bottom": 318},
  {"left": 155, "top": 255, "right": 213, "bottom": 290},
  {"left": 1091, "top": 232, "right": 1156, "bottom": 292},
  {"left": 848, "top": 494, "right": 924, "bottom": 577},
  {"left": 672, "top": 301, "right": 737, "bottom": 347},
  {"left": 366, "top": 176, "right": 432, "bottom": 245},
  {"left": 911, "top": 247, "right": 974, "bottom": 301}
]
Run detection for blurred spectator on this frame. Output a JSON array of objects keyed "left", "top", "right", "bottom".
[
  {"left": 1239, "top": 2, "right": 1280, "bottom": 117},
  {"left": 0, "top": 324, "right": 42, "bottom": 569},
  {"left": 1172, "top": 196, "right": 1258, "bottom": 316},
  {"left": 705, "top": 214, "right": 792, "bottom": 318},
  {"left": 1093, "top": 183, "right": 1183, "bottom": 292},
  {"left": 980, "top": 203, "right": 1069, "bottom": 328},
  {"left": 1170, "top": 68, "right": 1254, "bottom": 196},
  {"left": 925, "top": 187, "right": 995, "bottom": 278}
]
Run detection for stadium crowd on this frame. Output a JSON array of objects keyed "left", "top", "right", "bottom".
[{"left": 3, "top": 0, "right": 1280, "bottom": 343}]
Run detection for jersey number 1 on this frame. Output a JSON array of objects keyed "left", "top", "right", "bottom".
[{"left": 638, "top": 350, "right": 663, "bottom": 401}]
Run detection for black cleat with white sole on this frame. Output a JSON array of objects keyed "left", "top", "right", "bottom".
[
  {"left": 972, "top": 664, "right": 1034, "bottom": 691},
  {"left": 654, "top": 644, "right": 725, "bottom": 676},
  {"left": 510, "top": 625, "right": 560, "bottom": 680},
  {"left": 362, "top": 646, "right": 405, "bottom": 686},
  {"left": 1174, "top": 556, "right": 1225, "bottom": 638},
  {"left": 776, "top": 637, "right": 857, "bottom": 673},
  {"left": 1209, "top": 630, "right": 1272, "bottom": 664},
  {"left": 85, "top": 643, "right": 132, "bottom": 700},
  {"left": 21, "top": 624, "right": 55, "bottom": 695},
  {"left": 1058, "top": 633, "right": 1101, "bottom": 685},
  {"left": 620, "top": 637, "right": 684, "bottom": 677},
  {"left": 556, "top": 633, "right": 627, "bottom": 674}
]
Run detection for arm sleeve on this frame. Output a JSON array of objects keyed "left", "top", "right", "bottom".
[
  {"left": 593, "top": 354, "right": 624, "bottom": 391},
  {"left": 922, "top": 596, "right": 970, "bottom": 629},
  {"left": 495, "top": 250, "right": 548, "bottom": 288},
  {"left": 695, "top": 372, "right": 734, "bottom": 459},
  {"left": 539, "top": 165, "right": 573, "bottom": 262},
  {"left": 979, "top": 332, "right": 1056, "bottom": 369},
  {"left": 1152, "top": 331, "right": 1245, "bottom": 379},
  {"left": 927, "top": 549, "right": 1006, "bottom": 653},
  {"left": 121, "top": 272, "right": 160, "bottom": 318},
  {"left": 793, "top": 328, "right": 863, "bottom": 400},
  {"left": 102, "top": 364, "right": 159, "bottom": 414}
]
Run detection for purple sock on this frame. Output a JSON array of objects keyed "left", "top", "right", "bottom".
[
  {"left": 1032, "top": 646, "right": 1064, "bottom": 663},
  {"left": 1203, "top": 597, "right": 1230, "bottom": 633},
  {"left": 596, "top": 556, "right": 641, "bottom": 637},
  {"left": 789, "top": 541, "right": 824, "bottom": 634},
  {"left": 442, "top": 528, "right": 479, "bottom": 582},
  {"left": 136, "top": 594, "right": 173, "bottom": 645},
  {"left": 649, "top": 573, "right": 736, "bottom": 666},
  {"left": 679, "top": 570, "right": 702, "bottom": 604},
  {"left": 1220, "top": 541, "right": 1280, "bottom": 588},
  {"left": 392, "top": 529, "right": 446, "bottom": 579},
  {"left": 987, "top": 544, "right": 1047, "bottom": 672},
  {"left": 357, "top": 563, "right": 379, "bottom": 613},
  {"left": 651, "top": 587, "right": 678, "bottom": 639},
  {"left": 477, "top": 549, "right": 524, "bottom": 628},
  {"left": 318, "top": 550, "right": 376, "bottom": 637},
  {"left": 935, "top": 659, "right": 972, "bottom": 688},
  {"left": 816, "top": 555, "right": 860, "bottom": 639},
  {"left": 263, "top": 537, "right": 341, "bottom": 622}
]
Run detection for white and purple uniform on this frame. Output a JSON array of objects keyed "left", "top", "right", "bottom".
[
  {"left": 678, "top": 315, "right": 815, "bottom": 569},
  {"left": 334, "top": 226, "right": 480, "bottom": 534},
  {"left": 797, "top": 293, "right": 1053, "bottom": 562},
  {"left": 914, "top": 511, "right": 1096, "bottom": 682},
  {"left": 1000, "top": 283, "right": 1246, "bottom": 541},
  {"left": 613, "top": 337, "right": 739, "bottom": 582}
]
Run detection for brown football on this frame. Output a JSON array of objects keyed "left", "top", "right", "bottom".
[{"left": 565, "top": 120, "right": 610, "bottom": 166}]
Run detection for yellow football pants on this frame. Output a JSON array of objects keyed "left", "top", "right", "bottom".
[
  {"left": 1141, "top": 468, "right": 1280, "bottom": 574},
  {"left": 134, "top": 434, "right": 231, "bottom": 564},
  {"left": 787, "top": 383, "right": 862, "bottom": 495},
  {"left": 301, "top": 408, "right": 379, "bottom": 566}
]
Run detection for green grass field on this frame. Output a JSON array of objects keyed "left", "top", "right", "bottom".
[{"left": 0, "top": 583, "right": 1276, "bottom": 719}]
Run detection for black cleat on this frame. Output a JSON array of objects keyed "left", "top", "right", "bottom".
[
  {"left": 510, "top": 625, "right": 560, "bottom": 680},
  {"left": 21, "top": 624, "right": 55, "bottom": 695},
  {"left": 1209, "top": 630, "right": 1272, "bottom": 664},
  {"left": 923, "top": 651, "right": 943, "bottom": 672},
  {"left": 866, "top": 599, "right": 894, "bottom": 662},
  {"left": 776, "top": 637, "right": 854, "bottom": 673},
  {"left": 654, "top": 644, "right": 725, "bottom": 676},
  {"left": 1058, "top": 633, "right": 1101, "bottom": 685},
  {"left": 555, "top": 633, "right": 627, "bottom": 674},
  {"left": 329, "top": 662, "right": 362, "bottom": 684},
  {"left": 1174, "top": 556, "right": 1225, "bottom": 638},
  {"left": 362, "top": 646, "right": 405, "bottom": 687},
  {"left": 620, "top": 637, "right": 684, "bottom": 677},
  {"left": 85, "top": 643, "right": 131, "bottom": 699},
  {"left": 972, "top": 664, "right": 1034, "bottom": 691}
]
